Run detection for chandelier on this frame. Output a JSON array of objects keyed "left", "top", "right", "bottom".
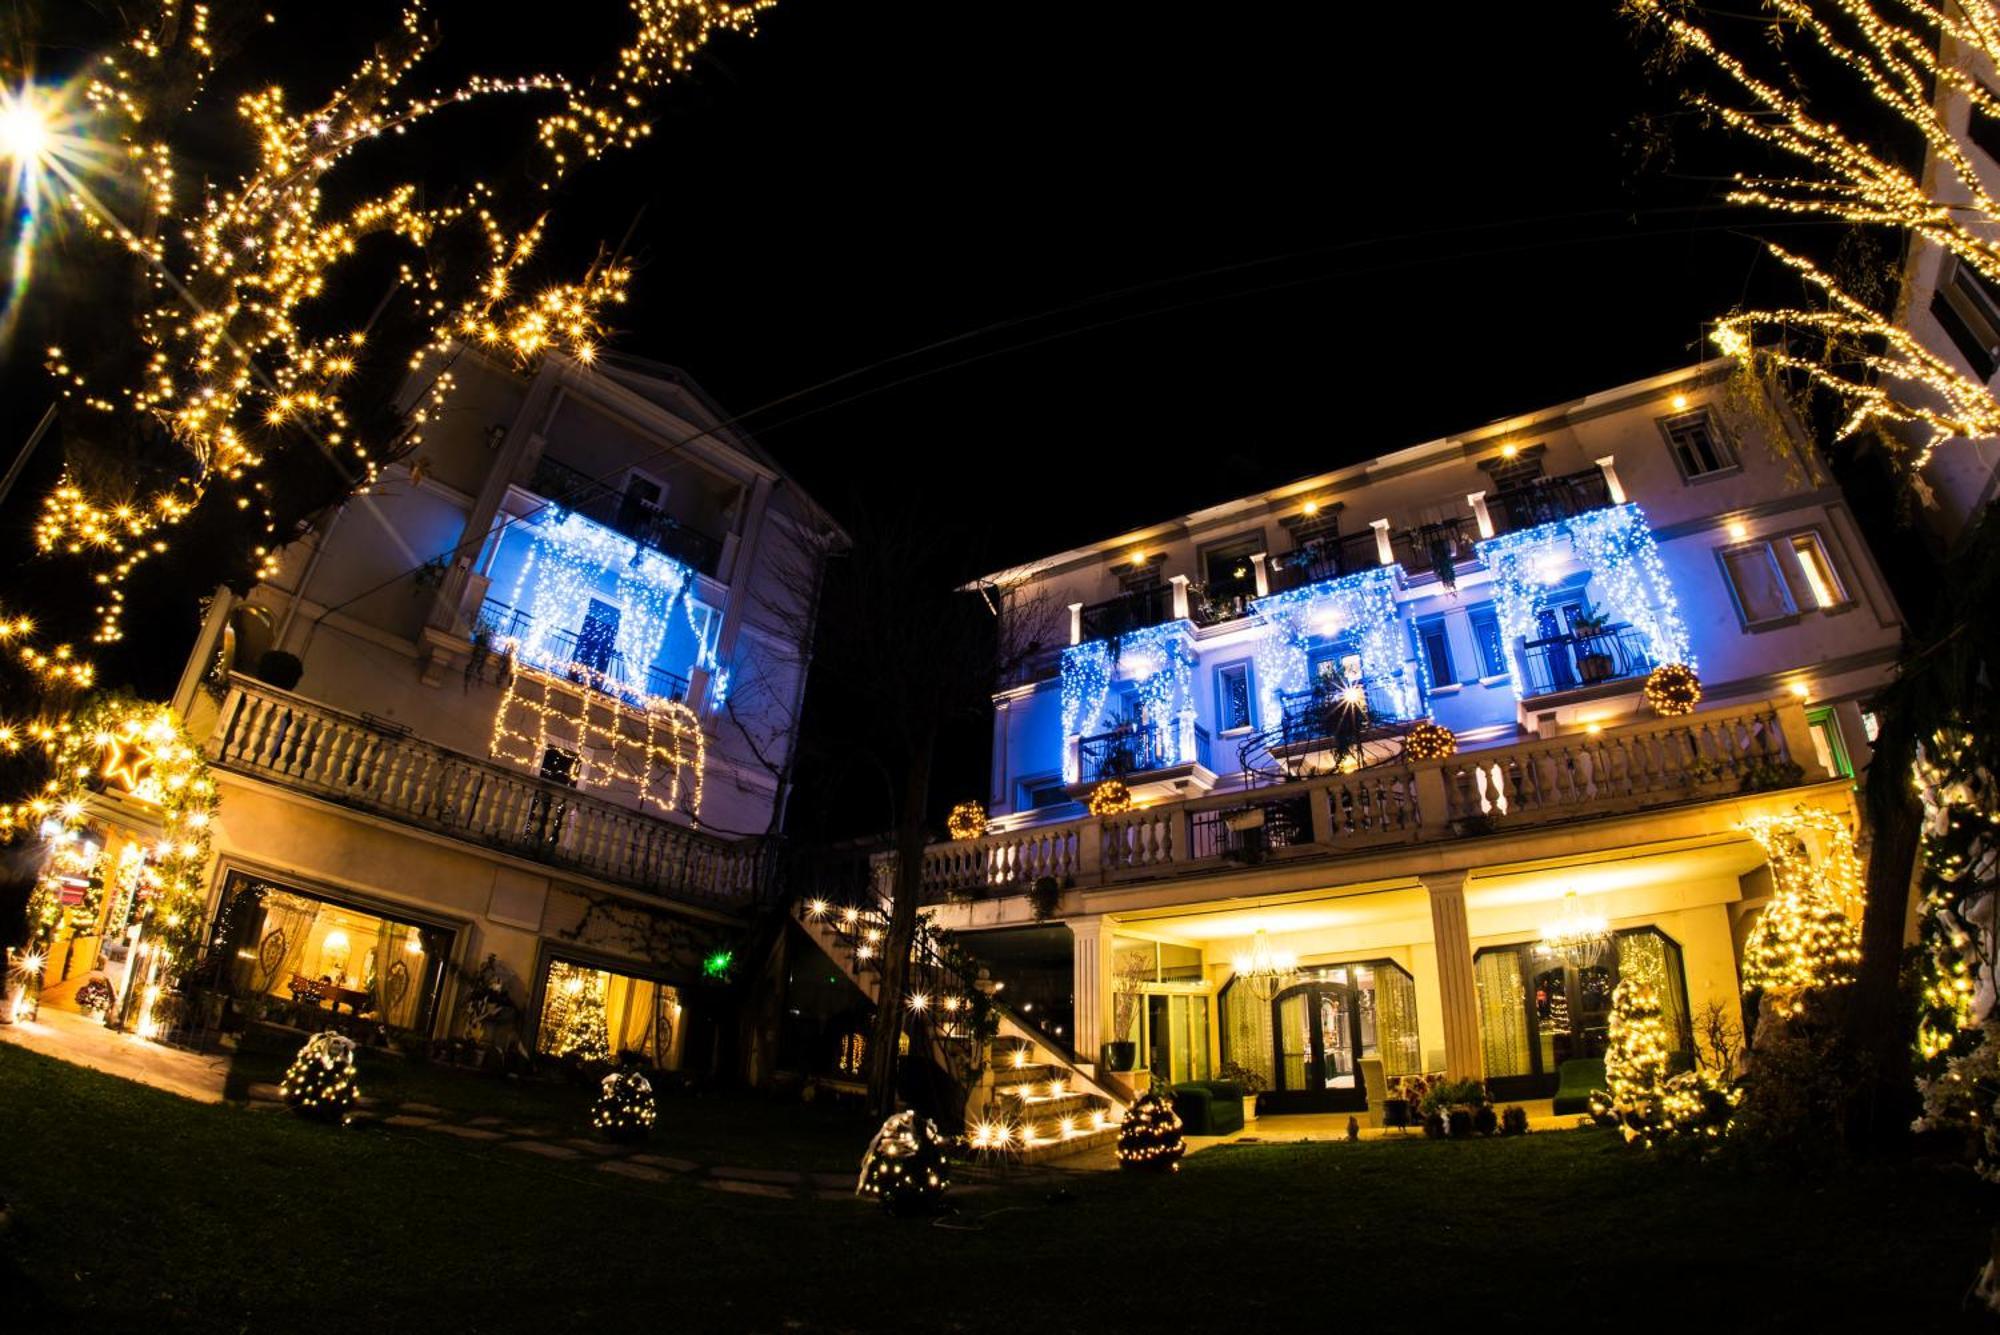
[
  {"left": 1232, "top": 929, "right": 1297, "bottom": 1001},
  {"left": 1535, "top": 891, "right": 1611, "bottom": 968}
]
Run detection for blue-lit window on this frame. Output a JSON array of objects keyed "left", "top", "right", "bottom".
[
  {"left": 575, "top": 599, "right": 621, "bottom": 675},
  {"left": 1018, "top": 776, "right": 1070, "bottom": 810},
  {"left": 1468, "top": 603, "right": 1508, "bottom": 678},
  {"left": 1216, "top": 662, "right": 1254, "bottom": 733},
  {"left": 1416, "top": 617, "right": 1455, "bottom": 687}
]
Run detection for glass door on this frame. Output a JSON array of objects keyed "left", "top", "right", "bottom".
[{"left": 1268, "top": 977, "right": 1367, "bottom": 1111}]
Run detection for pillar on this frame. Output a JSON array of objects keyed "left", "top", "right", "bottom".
[
  {"left": 1068, "top": 601, "right": 1084, "bottom": 646},
  {"left": 1594, "top": 455, "right": 1627, "bottom": 505},
  {"left": 1423, "top": 871, "right": 1484, "bottom": 1080},
  {"left": 172, "top": 585, "right": 236, "bottom": 716},
  {"left": 1370, "top": 518, "right": 1394, "bottom": 566},
  {"left": 1169, "top": 573, "right": 1191, "bottom": 622},
  {"left": 1249, "top": 552, "right": 1270, "bottom": 598},
  {"left": 1466, "top": 491, "right": 1494, "bottom": 540},
  {"left": 1070, "top": 915, "right": 1112, "bottom": 1070}
]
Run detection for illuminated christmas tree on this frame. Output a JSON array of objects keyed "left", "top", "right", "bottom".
[
  {"left": 544, "top": 967, "right": 611, "bottom": 1062},
  {"left": 593, "top": 1069, "right": 657, "bottom": 1142},
  {"left": 1604, "top": 978, "right": 1672, "bottom": 1144},
  {"left": 856, "top": 1111, "right": 950, "bottom": 1216},
  {"left": 1740, "top": 812, "right": 1864, "bottom": 1016},
  {"left": 1116, "top": 1089, "right": 1185, "bottom": 1172},
  {"left": 281, "top": 1031, "right": 359, "bottom": 1124}
]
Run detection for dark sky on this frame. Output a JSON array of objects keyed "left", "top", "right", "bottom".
[{"left": 0, "top": 2, "right": 1801, "bottom": 838}]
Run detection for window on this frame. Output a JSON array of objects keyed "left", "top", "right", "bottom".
[
  {"left": 1721, "top": 542, "right": 1798, "bottom": 626},
  {"left": 1201, "top": 535, "right": 1263, "bottom": 596},
  {"left": 1416, "top": 616, "right": 1455, "bottom": 687},
  {"left": 1468, "top": 603, "right": 1508, "bottom": 678},
  {"left": 1789, "top": 533, "right": 1848, "bottom": 609},
  {"left": 573, "top": 598, "right": 621, "bottom": 674},
  {"left": 536, "top": 956, "right": 682, "bottom": 1067},
  {"left": 1017, "top": 776, "right": 1070, "bottom": 810},
  {"left": 1806, "top": 706, "right": 1854, "bottom": 779},
  {"left": 1661, "top": 411, "right": 1736, "bottom": 480},
  {"left": 1215, "top": 662, "right": 1255, "bottom": 733},
  {"left": 1932, "top": 255, "right": 2000, "bottom": 381},
  {"left": 1475, "top": 927, "right": 1690, "bottom": 1096}
]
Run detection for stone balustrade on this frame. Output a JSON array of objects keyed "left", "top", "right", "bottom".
[
  {"left": 912, "top": 700, "right": 1808, "bottom": 902},
  {"left": 207, "top": 675, "right": 766, "bottom": 908}
]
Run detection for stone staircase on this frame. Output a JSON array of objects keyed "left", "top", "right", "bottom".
[{"left": 795, "top": 903, "right": 1125, "bottom": 1162}]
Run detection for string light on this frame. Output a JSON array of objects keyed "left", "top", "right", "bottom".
[
  {"left": 489, "top": 660, "right": 705, "bottom": 817},
  {"left": 1249, "top": 566, "right": 1423, "bottom": 728},
  {"left": 280, "top": 1031, "right": 360, "bottom": 1123},
  {"left": 19, "top": 2, "right": 775, "bottom": 644},
  {"left": 1058, "top": 625, "right": 1196, "bottom": 783},
  {"left": 1739, "top": 806, "right": 1866, "bottom": 1014},
  {"left": 1644, "top": 663, "right": 1702, "bottom": 717},
  {"left": 1116, "top": 1089, "right": 1185, "bottom": 1171},
  {"left": 1404, "top": 720, "right": 1458, "bottom": 761},
  {"left": 946, "top": 801, "right": 987, "bottom": 841},
  {"left": 1087, "top": 778, "right": 1133, "bottom": 817},
  {"left": 1475, "top": 503, "right": 1691, "bottom": 684},
  {"left": 593, "top": 1069, "right": 658, "bottom": 1141}
]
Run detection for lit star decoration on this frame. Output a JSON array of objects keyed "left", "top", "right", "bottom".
[
  {"left": 1628, "top": 0, "right": 2000, "bottom": 477},
  {"left": 9, "top": 695, "right": 217, "bottom": 974},
  {"left": 593, "top": 1068, "right": 658, "bottom": 1142},
  {"left": 17, "top": 1, "right": 776, "bottom": 644},
  {"left": 280, "top": 1030, "right": 360, "bottom": 1123},
  {"left": 1474, "top": 503, "right": 1690, "bottom": 685},
  {"left": 1739, "top": 806, "right": 1866, "bottom": 1015},
  {"left": 946, "top": 801, "right": 987, "bottom": 841},
  {"left": 1249, "top": 566, "right": 1424, "bottom": 730}
]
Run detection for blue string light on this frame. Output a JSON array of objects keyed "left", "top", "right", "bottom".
[
  {"left": 1248, "top": 566, "right": 1424, "bottom": 725},
  {"left": 1057, "top": 625, "right": 1196, "bottom": 782}
]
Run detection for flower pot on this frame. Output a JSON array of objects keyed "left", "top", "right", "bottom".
[
  {"left": 1382, "top": 1097, "right": 1411, "bottom": 1129},
  {"left": 1577, "top": 652, "right": 1614, "bottom": 684},
  {"left": 1101, "top": 1041, "right": 1138, "bottom": 1073},
  {"left": 1242, "top": 1096, "right": 1259, "bottom": 1124}
]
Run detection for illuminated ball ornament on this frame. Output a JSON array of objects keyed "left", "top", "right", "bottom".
[
  {"left": 946, "top": 801, "right": 987, "bottom": 841},
  {"left": 1404, "top": 721, "right": 1457, "bottom": 761},
  {"left": 1644, "top": 663, "right": 1702, "bottom": 718},
  {"left": 856, "top": 1110, "right": 951, "bottom": 1216},
  {"left": 593, "top": 1068, "right": 658, "bottom": 1142},
  {"left": 1088, "top": 779, "right": 1133, "bottom": 817},
  {"left": 1116, "top": 1090, "right": 1184, "bottom": 1172},
  {"left": 280, "top": 1031, "right": 360, "bottom": 1124}
]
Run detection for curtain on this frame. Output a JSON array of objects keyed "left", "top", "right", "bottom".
[
  {"left": 1619, "top": 931, "right": 1690, "bottom": 1059},
  {"left": 1475, "top": 950, "right": 1531, "bottom": 1077},
  {"left": 369, "top": 918, "right": 422, "bottom": 1030},
  {"left": 1219, "top": 980, "right": 1275, "bottom": 1088},
  {"left": 1375, "top": 966, "right": 1422, "bottom": 1076},
  {"left": 252, "top": 891, "right": 320, "bottom": 997}
]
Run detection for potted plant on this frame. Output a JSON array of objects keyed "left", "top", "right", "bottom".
[
  {"left": 1102, "top": 949, "right": 1150, "bottom": 1073},
  {"left": 1219, "top": 1061, "right": 1269, "bottom": 1123},
  {"left": 1419, "top": 1076, "right": 1490, "bottom": 1140},
  {"left": 1569, "top": 607, "right": 1614, "bottom": 683}
]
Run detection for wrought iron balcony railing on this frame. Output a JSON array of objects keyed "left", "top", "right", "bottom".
[
  {"left": 1078, "top": 584, "right": 1176, "bottom": 641},
  {"left": 473, "top": 599, "right": 691, "bottom": 703},
  {"left": 1519, "top": 624, "right": 1653, "bottom": 697},
  {"left": 1490, "top": 468, "right": 1613, "bottom": 535},
  {"left": 526, "top": 455, "right": 725, "bottom": 576},
  {"left": 1078, "top": 722, "right": 1211, "bottom": 783}
]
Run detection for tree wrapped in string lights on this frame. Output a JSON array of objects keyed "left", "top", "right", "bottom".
[
  {"left": 1116, "top": 1089, "right": 1185, "bottom": 1172},
  {"left": 1739, "top": 808, "right": 1866, "bottom": 1016},
  {"left": 281, "top": 1031, "right": 360, "bottom": 1124},
  {"left": 593, "top": 1068, "right": 658, "bottom": 1143},
  {"left": 855, "top": 1110, "right": 951, "bottom": 1216}
]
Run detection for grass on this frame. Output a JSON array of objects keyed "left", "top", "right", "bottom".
[
  {"left": 4, "top": 1042, "right": 1995, "bottom": 1333},
  {"left": 220, "top": 1044, "right": 879, "bottom": 1171}
]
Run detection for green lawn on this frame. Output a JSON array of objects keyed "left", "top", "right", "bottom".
[{"left": 4, "top": 1042, "right": 1994, "bottom": 1333}]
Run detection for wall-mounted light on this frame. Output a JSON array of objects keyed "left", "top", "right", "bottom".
[
  {"left": 1789, "top": 681, "right": 1811, "bottom": 702},
  {"left": 1301, "top": 499, "right": 1319, "bottom": 517},
  {"left": 1501, "top": 442, "right": 1520, "bottom": 460},
  {"left": 1727, "top": 519, "right": 1748, "bottom": 541},
  {"left": 1671, "top": 392, "right": 1690, "bottom": 412}
]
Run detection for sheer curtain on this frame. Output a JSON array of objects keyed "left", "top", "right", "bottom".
[
  {"left": 369, "top": 918, "right": 421, "bottom": 1030},
  {"left": 1475, "top": 951, "right": 1531, "bottom": 1077},
  {"left": 252, "top": 891, "right": 320, "bottom": 997}
]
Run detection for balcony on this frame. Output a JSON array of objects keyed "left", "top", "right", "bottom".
[
  {"left": 1520, "top": 624, "right": 1653, "bottom": 698},
  {"left": 1078, "top": 584, "right": 1176, "bottom": 641},
  {"left": 914, "top": 699, "right": 1817, "bottom": 901},
  {"left": 1276, "top": 683, "right": 1416, "bottom": 747},
  {"left": 473, "top": 599, "right": 690, "bottom": 703},
  {"left": 1267, "top": 531, "right": 1383, "bottom": 595},
  {"left": 1078, "top": 721, "right": 1212, "bottom": 783},
  {"left": 206, "top": 676, "right": 764, "bottom": 909},
  {"left": 1490, "top": 468, "right": 1613, "bottom": 535},
  {"left": 527, "top": 455, "right": 725, "bottom": 576}
]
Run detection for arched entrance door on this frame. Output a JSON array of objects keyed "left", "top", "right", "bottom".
[{"left": 1269, "top": 977, "right": 1366, "bottom": 1112}]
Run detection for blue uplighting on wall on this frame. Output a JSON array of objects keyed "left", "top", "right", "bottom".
[{"left": 1248, "top": 566, "right": 1426, "bottom": 726}]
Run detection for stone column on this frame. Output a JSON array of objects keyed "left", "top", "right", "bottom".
[
  {"left": 1169, "top": 574, "right": 1191, "bottom": 622},
  {"left": 1594, "top": 455, "right": 1627, "bottom": 505},
  {"left": 1370, "top": 518, "right": 1394, "bottom": 567},
  {"left": 1249, "top": 552, "right": 1270, "bottom": 598},
  {"left": 1069, "top": 915, "right": 1111, "bottom": 1071},
  {"left": 1423, "top": 871, "right": 1483, "bottom": 1080},
  {"left": 1068, "top": 601, "right": 1084, "bottom": 646},
  {"left": 1466, "top": 491, "right": 1494, "bottom": 540}
]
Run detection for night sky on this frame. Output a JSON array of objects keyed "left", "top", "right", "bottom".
[{"left": 0, "top": 2, "right": 1812, "bottom": 838}]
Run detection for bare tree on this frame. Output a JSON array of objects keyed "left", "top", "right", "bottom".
[{"left": 754, "top": 506, "right": 1056, "bottom": 1115}]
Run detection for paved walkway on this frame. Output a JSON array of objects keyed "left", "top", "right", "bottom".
[{"left": 0, "top": 1007, "right": 232, "bottom": 1103}]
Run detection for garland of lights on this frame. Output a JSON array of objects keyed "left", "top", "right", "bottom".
[
  {"left": 1058, "top": 626, "right": 1196, "bottom": 783},
  {"left": 593, "top": 1068, "right": 658, "bottom": 1141},
  {"left": 10, "top": 695, "right": 216, "bottom": 975},
  {"left": 15, "top": 2, "right": 775, "bottom": 644},
  {"left": 490, "top": 661, "right": 705, "bottom": 817},
  {"left": 1644, "top": 663, "right": 1702, "bottom": 718},
  {"left": 1739, "top": 806, "right": 1865, "bottom": 1015},
  {"left": 946, "top": 801, "right": 987, "bottom": 841},
  {"left": 1248, "top": 566, "right": 1423, "bottom": 729},
  {"left": 1116, "top": 1089, "right": 1185, "bottom": 1171},
  {"left": 281, "top": 1031, "right": 360, "bottom": 1124},
  {"left": 1601, "top": 974, "right": 1738, "bottom": 1147},
  {"left": 1088, "top": 779, "right": 1133, "bottom": 818},
  {"left": 1404, "top": 721, "right": 1457, "bottom": 761},
  {"left": 1475, "top": 504, "right": 1691, "bottom": 688}
]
